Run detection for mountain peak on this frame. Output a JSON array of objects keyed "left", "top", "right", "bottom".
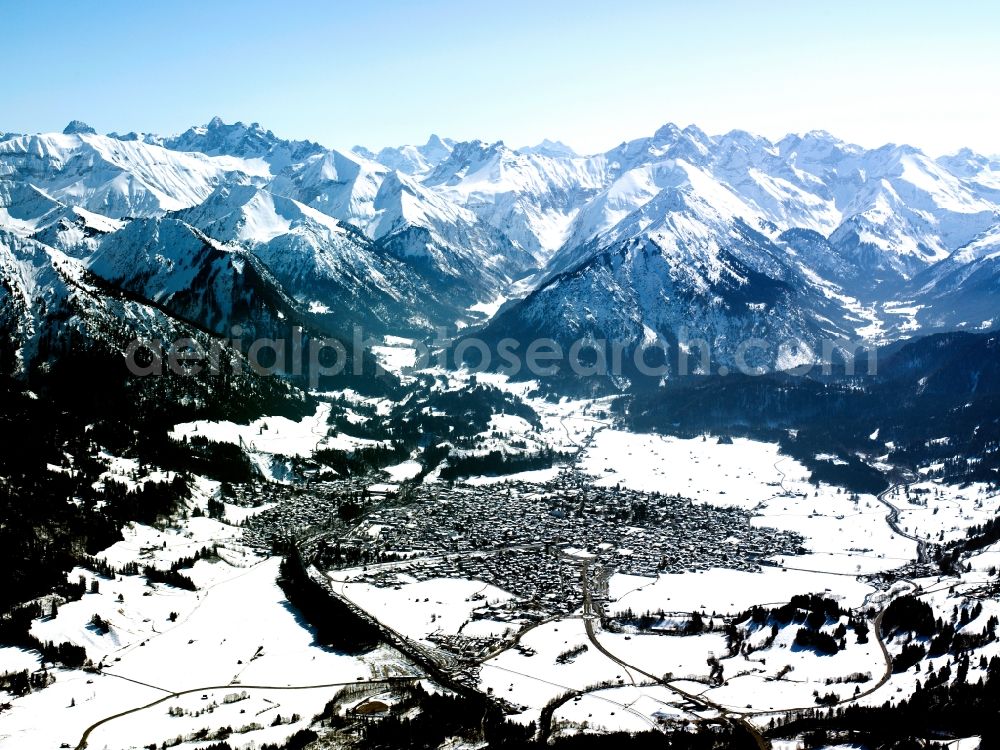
[
  {"left": 425, "top": 133, "right": 452, "bottom": 149},
  {"left": 653, "top": 122, "right": 683, "bottom": 142},
  {"left": 722, "top": 128, "right": 765, "bottom": 143},
  {"left": 520, "top": 138, "right": 578, "bottom": 158},
  {"left": 63, "top": 120, "right": 96, "bottom": 136},
  {"left": 446, "top": 139, "right": 504, "bottom": 162},
  {"left": 801, "top": 129, "right": 842, "bottom": 144},
  {"left": 682, "top": 124, "right": 709, "bottom": 139}
]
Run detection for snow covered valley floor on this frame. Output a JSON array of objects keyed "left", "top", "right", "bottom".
[{"left": 1, "top": 386, "right": 997, "bottom": 749}]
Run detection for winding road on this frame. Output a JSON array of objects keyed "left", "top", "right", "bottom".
[
  {"left": 577, "top": 561, "right": 772, "bottom": 750},
  {"left": 74, "top": 676, "right": 418, "bottom": 750},
  {"left": 873, "top": 480, "right": 935, "bottom": 564}
]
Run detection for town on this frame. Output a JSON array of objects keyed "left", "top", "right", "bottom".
[{"left": 240, "top": 466, "right": 805, "bottom": 617}]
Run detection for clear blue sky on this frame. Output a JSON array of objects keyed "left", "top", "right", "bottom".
[{"left": 2, "top": 0, "right": 997, "bottom": 155}]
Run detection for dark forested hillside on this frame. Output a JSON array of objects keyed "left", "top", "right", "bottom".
[{"left": 627, "top": 331, "right": 1000, "bottom": 490}]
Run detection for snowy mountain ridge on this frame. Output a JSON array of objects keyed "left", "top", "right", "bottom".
[{"left": 1, "top": 117, "right": 998, "bottom": 384}]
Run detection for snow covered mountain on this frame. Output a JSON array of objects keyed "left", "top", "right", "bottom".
[
  {"left": 261, "top": 144, "right": 532, "bottom": 309},
  {"left": 156, "top": 117, "right": 325, "bottom": 170},
  {"left": 454, "top": 126, "right": 1000, "bottom": 382},
  {"left": 519, "top": 139, "right": 578, "bottom": 158},
  {"left": 86, "top": 216, "right": 307, "bottom": 342},
  {"left": 0, "top": 120, "right": 541, "bottom": 345},
  {"left": 369, "top": 170, "right": 535, "bottom": 295},
  {"left": 172, "top": 184, "right": 471, "bottom": 335},
  {"left": 902, "top": 223, "right": 1000, "bottom": 333},
  {"left": 0, "top": 226, "right": 303, "bottom": 417},
  {"left": 422, "top": 139, "right": 610, "bottom": 260},
  {"left": 356, "top": 134, "right": 455, "bottom": 176},
  {"left": 936, "top": 148, "right": 1000, "bottom": 202},
  {"left": 478, "top": 163, "right": 863, "bottom": 387},
  {"left": 0, "top": 127, "right": 269, "bottom": 218},
  {"left": 0, "top": 179, "right": 124, "bottom": 258},
  {"left": 1, "top": 117, "right": 998, "bottom": 392}
]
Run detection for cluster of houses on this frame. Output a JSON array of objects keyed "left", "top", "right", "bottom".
[
  {"left": 239, "top": 477, "right": 387, "bottom": 550},
  {"left": 303, "top": 469, "right": 804, "bottom": 615}
]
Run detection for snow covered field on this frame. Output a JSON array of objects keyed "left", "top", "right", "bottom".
[
  {"left": 478, "top": 616, "right": 725, "bottom": 726},
  {"left": 760, "top": 490, "right": 917, "bottom": 575},
  {"left": 382, "top": 459, "right": 423, "bottom": 481},
  {"left": 608, "top": 567, "right": 874, "bottom": 616},
  {"left": 889, "top": 481, "right": 1000, "bottom": 545},
  {"left": 171, "top": 401, "right": 385, "bottom": 460},
  {"left": 372, "top": 336, "right": 418, "bottom": 378},
  {"left": 551, "top": 683, "right": 697, "bottom": 737},
  {"left": 577, "top": 430, "right": 798, "bottom": 509},
  {"left": 329, "top": 574, "right": 514, "bottom": 648},
  {"left": 576, "top": 429, "right": 917, "bottom": 575},
  {"left": 0, "top": 520, "right": 417, "bottom": 750},
  {"left": 432, "top": 369, "right": 615, "bottom": 454}
]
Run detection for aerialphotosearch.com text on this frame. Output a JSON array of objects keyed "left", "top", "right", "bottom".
[{"left": 124, "top": 325, "right": 878, "bottom": 387}]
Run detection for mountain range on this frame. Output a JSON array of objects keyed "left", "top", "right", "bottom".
[{"left": 1, "top": 117, "right": 998, "bottom": 392}]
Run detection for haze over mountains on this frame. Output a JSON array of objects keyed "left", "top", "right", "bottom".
[{"left": 1, "top": 117, "right": 998, "bottom": 388}]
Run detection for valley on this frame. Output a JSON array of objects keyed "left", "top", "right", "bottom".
[
  {"left": 0, "top": 116, "right": 998, "bottom": 750},
  {"left": 1, "top": 370, "right": 996, "bottom": 749}
]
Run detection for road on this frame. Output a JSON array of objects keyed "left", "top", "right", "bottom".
[
  {"left": 482, "top": 660, "right": 663, "bottom": 741},
  {"left": 577, "top": 561, "right": 771, "bottom": 750},
  {"left": 873, "top": 481, "right": 936, "bottom": 564},
  {"left": 74, "top": 676, "right": 418, "bottom": 750}
]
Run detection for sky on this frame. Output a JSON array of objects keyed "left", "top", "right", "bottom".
[{"left": 1, "top": 0, "right": 997, "bottom": 156}]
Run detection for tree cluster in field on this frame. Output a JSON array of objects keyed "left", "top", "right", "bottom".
[
  {"left": 728, "top": 594, "right": 860, "bottom": 657},
  {"left": 101, "top": 474, "right": 191, "bottom": 527},
  {"left": 937, "top": 515, "right": 1000, "bottom": 574},
  {"left": 156, "top": 724, "right": 313, "bottom": 749},
  {"left": 355, "top": 683, "right": 534, "bottom": 750},
  {"left": 881, "top": 596, "right": 937, "bottom": 638},
  {"left": 276, "top": 548, "right": 382, "bottom": 653},
  {"left": 89, "top": 613, "right": 111, "bottom": 634},
  {"left": 313, "top": 442, "right": 410, "bottom": 476},
  {"left": 313, "top": 537, "right": 410, "bottom": 569},
  {"left": 168, "top": 730, "right": 319, "bottom": 750},
  {"left": 170, "top": 545, "right": 218, "bottom": 571},
  {"left": 194, "top": 496, "right": 227, "bottom": 519},
  {"left": 555, "top": 644, "right": 589, "bottom": 664},
  {"left": 745, "top": 594, "right": 846, "bottom": 627},
  {"left": 793, "top": 627, "right": 841, "bottom": 656},
  {"left": 439, "top": 447, "right": 572, "bottom": 481},
  {"left": 610, "top": 607, "right": 712, "bottom": 634},
  {"left": 0, "top": 590, "right": 97, "bottom": 672},
  {"left": 138, "top": 544, "right": 218, "bottom": 591},
  {"left": 0, "top": 668, "right": 53, "bottom": 697},
  {"left": 37, "top": 640, "right": 88, "bottom": 669},
  {"left": 80, "top": 555, "right": 141, "bottom": 578},
  {"left": 142, "top": 566, "right": 197, "bottom": 591}
]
